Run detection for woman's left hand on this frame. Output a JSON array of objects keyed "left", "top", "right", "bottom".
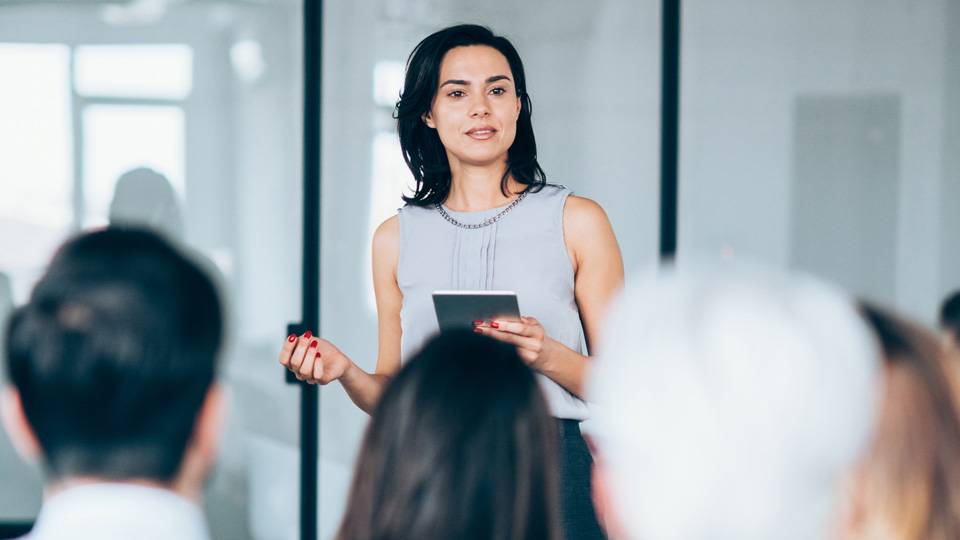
[{"left": 475, "top": 316, "right": 555, "bottom": 370}]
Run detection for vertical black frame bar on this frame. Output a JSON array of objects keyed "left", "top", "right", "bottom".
[
  {"left": 660, "top": 0, "right": 681, "bottom": 258},
  {"left": 299, "top": 0, "right": 322, "bottom": 538}
]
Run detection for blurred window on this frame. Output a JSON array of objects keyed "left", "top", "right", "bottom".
[
  {"left": 0, "top": 44, "right": 73, "bottom": 302},
  {"left": 74, "top": 44, "right": 192, "bottom": 99}
]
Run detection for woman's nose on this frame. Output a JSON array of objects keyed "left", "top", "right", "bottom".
[{"left": 469, "top": 96, "right": 490, "bottom": 118}]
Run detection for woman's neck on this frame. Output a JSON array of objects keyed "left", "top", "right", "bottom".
[{"left": 444, "top": 160, "right": 521, "bottom": 212}]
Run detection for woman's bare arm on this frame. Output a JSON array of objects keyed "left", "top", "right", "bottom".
[
  {"left": 565, "top": 195, "right": 624, "bottom": 356},
  {"left": 279, "top": 215, "right": 403, "bottom": 415},
  {"left": 478, "top": 195, "right": 623, "bottom": 397},
  {"left": 539, "top": 195, "right": 623, "bottom": 396}
]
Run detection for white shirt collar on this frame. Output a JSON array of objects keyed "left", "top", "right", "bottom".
[{"left": 27, "top": 482, "right": 210, "bottom": 540}]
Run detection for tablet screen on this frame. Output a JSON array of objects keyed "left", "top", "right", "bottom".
[{"left": 432, "top": 290, "right": 520, "bottom": 330}]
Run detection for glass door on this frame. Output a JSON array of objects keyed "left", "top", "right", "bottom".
[{"left": 0, "top": 2, "right": 305, "bottom": 539}]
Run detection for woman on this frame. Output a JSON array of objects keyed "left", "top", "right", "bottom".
[
  {"left": 844, "top": 304, "right": 960, "bottom": 539},
  {"left": 335, "top": 330, "right": 561, "bottom": 540},
  {"left": 280, "top": 24, "right": 623, "bottom": 538}
]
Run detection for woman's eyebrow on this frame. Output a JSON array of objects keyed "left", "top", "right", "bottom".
[
  {"left": 439, "top": 75, "right": 512, "bottom": 88},
  {"left": 440, "top": 79, "right": 469, "bottom": 88}
]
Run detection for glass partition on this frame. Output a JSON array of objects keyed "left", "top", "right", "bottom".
[
  {"left": 678, "top": 0, "right": 960, "bottom": 323},
  {"left": 0, "top": 2, "right": 304, "bottom": 539},
  {"left": 317, "top": 2, "right": 661, "bottom": 537}
]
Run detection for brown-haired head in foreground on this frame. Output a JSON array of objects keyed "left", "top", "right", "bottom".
[
  {"left": 853, "top": 303, "right": 960, "bottom": 540},
  {"left": 335, "top": 329, "right": 561, "bottom": 540}
]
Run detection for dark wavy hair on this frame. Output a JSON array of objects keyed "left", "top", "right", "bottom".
[
  {"left": 336, "top": 330, "right": 561, "bottom": 540},
  {"left": 941, "top": 289, "right": 960, "bottom": 339},
  {"left": 395, "top": 24, "right": 546, "bottom": 207}
]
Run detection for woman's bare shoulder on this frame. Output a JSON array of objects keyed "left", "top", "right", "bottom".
[
  {"left": 372, "top": 215, "right": 400, "bottom": 272},
  {"left": 374, "top": 214, "right": 400, "bottom": 241},
  {"left": 563, "top": 194, "right": 611, "bottom": 229}
]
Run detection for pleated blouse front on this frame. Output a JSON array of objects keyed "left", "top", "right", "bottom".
[{"left": 396, "top": 184, "right": 588, "bottom": 420}]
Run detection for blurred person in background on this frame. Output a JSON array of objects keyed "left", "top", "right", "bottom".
[
  {"left": 0, "top": 228, "right": 224, "bottom": 540},
  {"left": 587, "top": 263, "right": 880, "bottom": 540},
  {"left": 843, "top": 303, "right": 960, "bottom": 540},
  {"left": 939, "top": 290, "right": 960, "bottom": 358},
  {"left": 109, "top": 167, "right": 184, "bottom": 243},
  {"left": 335, "top": 330, "right": 561, "bottom": 540}
]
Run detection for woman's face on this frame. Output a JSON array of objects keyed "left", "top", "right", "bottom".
[{"left": 424, "top": 45, "right": 522, "bottom": 170}]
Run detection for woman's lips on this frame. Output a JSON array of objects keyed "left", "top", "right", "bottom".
[{"left": 466, "top": 127, "right": 497, "bottom": 140}]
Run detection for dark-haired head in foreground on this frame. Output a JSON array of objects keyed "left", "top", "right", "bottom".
[
  {"left": 848, "top": 303, "right": 960, "bottom": 540},
  {"left": 940, "top": 290, "right": 960, "bottom": 356},
  {"left": 336, "top": 330, "right": 561, "bottom": 540},
  {"left": 1, "top": 227, "right": 223, "bottom": 497}
]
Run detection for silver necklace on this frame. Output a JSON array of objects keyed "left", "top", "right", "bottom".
[{"left": 435, "top": 191, "right": 528, "bottom": 230}]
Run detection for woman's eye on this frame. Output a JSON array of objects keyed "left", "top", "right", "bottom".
[
  {"left": 490, "top": 87, "right": 506, "bottom": 95},
  {"left": 448, "top": 90, "right": 465, "bottom": 98}
]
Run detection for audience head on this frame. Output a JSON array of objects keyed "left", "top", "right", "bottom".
[
  {"left": 336, "top": 330, "right": 561, "bottom": 540},
  {"left": 846, "top": 303, "right": 960, "bottom": 539},
  {"left": 940, "top": 290, "right": 960, "bottom": 354},
  {"left": 1, "top": 227, "right": 223, "bottom": 497},
  {"left": 588, "top": 262, "right": 880, "bottom": 540}
]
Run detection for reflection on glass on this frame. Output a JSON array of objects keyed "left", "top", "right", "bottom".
[
  {"left": 372, "top": 60, "right": 404, "bottom": 107},
  {"left": 82, "top": 104, "right": 185, "bottom": 227},
  {"left": 74, "top": 44, "right": 193, "bottom": 99},
  {"left": 231, "top": 40, "right": 266, "bottom": 83}
]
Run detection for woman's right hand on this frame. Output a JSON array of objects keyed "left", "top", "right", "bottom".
[{"left": 279, "top": 331, "right": 352, "bottom": 385}]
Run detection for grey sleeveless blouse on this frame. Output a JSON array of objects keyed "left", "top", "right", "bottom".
[{"left": 397, "top": 184, "right": 589, "bottom": 420}]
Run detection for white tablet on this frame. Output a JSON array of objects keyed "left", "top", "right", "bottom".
[{"left": 432, "top": 290, "right": 521, "bottom": 331}]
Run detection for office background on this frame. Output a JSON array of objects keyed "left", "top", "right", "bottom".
[{"left": 1, "top": 1, "right": 958, "bottom": 539}]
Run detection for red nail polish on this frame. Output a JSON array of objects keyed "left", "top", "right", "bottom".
[
  {"left": 490, "top": 321, "right": 499, "bottom": 329},
  {"left": 310, "top": 340, "right": 318, "bottom": 348},
  {"left": 303, "top": 330, "right": 313, "bottom": 339},
  {"left": 474, "top": 327, "right": 483, "bottom": 333},
  {"left": 287, "top": 334, "right": 296, "bottom": 342},
  {"left": 473, "top": 320, "right": 483, "bottom": 326}
]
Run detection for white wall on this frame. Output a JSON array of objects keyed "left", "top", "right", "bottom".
[{"left": 680, "top": 0, "right": 954, "bottom": 323}]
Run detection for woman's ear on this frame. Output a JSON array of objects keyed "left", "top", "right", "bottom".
[
  {"left": 422, "top": 111, "right": 436, "bottom": 129},
  {"left": 0, "top": 387, "right": 42, "bottom": 463}
]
